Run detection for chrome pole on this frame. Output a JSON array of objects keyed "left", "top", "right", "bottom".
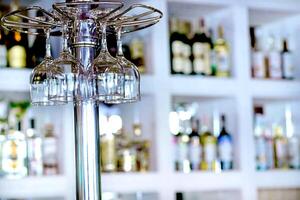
[{"left": 69, "top": 1, "right": 101, "bottom": 198}]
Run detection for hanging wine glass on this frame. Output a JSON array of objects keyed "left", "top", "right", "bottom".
[
  {"left": 30, "top": 29, "right": 57, "bottom": 106},
  {"left": 106, "top": 26, "right": 140, "bottom": 104},
  {"left": 90, "top": 22, "right": 125, "bottom": 102},
  {"left": 49, "top": 23, "right": 86, "bottom": 102}
]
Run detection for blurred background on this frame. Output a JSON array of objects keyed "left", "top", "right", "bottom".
[{"left": 0, "top": 0, "right": 300, "bottom": 199}]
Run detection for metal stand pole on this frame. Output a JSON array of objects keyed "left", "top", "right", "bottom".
[{"left": 71, "top": 11, "right": 101, "bottom": 199}]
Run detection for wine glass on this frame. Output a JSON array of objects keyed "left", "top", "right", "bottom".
[
  {"left": 48, "top": 23, "right": 86, "bottom": 102},
  {"left": 111, "top": 26, "right": 140, "bottom": 103},
  {"left": 30, "top": 29, "right": 60, "bottom": 106},
  {"left": 90, "top": 22, "right": 125, "bottom": 102}
]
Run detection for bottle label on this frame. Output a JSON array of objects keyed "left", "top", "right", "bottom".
[
  {"left": 283, "top": 53, "right": 294, "bottom": 78},
  {"left": 269, "top": 51, "right": 282, "bottom": 78},
  {"left": 172, "top": 40, "right": 183, "bottom": 56},
  {"left": 43, "top": 138, "right": 57, "bottom": 164},
  {"left": 192, "top": 43, "right": 211, "bottom": 75},
  {"left": 204, "top": 138, "right": 216, "bottom": 163},
  {"left": 182, "top": 58, "right": 192, "bottom": 75},
  {"left": 0, "top": 45, "right": 7, "bottom": 67},
  {"left": 189, "top": 137, "right": 201, "bottom": 165},
  {"left": 172, "top": 57, "right": 183, "bottom": 73},
  {"left": 8, "top": 45, "right": 26, "bottom": 68},
  {"left": 218, "top": 136, "right": 233, "bottom": 162},
  {"left": 182, "top": 44, "right": 191, "bottom": 58},
  {"left": 252, "top": 51, "right": 265, "bottom": 78},
  {"left": 217, "top": 51, "right": 230, "bottom": 72}
]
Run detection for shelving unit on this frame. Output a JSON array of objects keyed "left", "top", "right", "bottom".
[{"left": 0, "top": 0, "right": 300, "bottom": 200}]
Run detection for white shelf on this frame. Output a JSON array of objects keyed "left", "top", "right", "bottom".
[
  {"left": 0, "top": 175, "right": 67, "bottom": 198},
  {"left": 0, "top": 69, "right": 31, "bottom": 92},
  {"left": 255, "top": 170, "right": 300, "bottom": 189}
]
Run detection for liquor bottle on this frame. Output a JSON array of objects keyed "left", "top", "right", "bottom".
[
  {"left": 0, "top": 27, "right": 7, "bottom": 68},
  {"left": 26, "top": 119, "right": 43, "bottom": 176},
  {"left": 208, "top": 29, "right": 217, "bottom": 76},
  {"left": 101, "top": 131, "right": 117, "bottom": 172},
  {"left": 132, "top": 123, "right": 150, "bottom": 172},
  {"left": 170, "top": 18, "right": 184, "bottom": 74},
  {"left": 215, "top": 25, "right": 230, "bottom": 77},
  {"left": 200, "top": 115, "right": 217, "bottom": 171},
  {"left": 281, "top": 39, "right": 294, "bottom": 80},
  {"left": 250, "top": 27, "right": 266, "bottom": 79},
  {"left": 2, "top": 121, "right": 27, "bottom": 178},
  {"left": 182, "top": 21, "right": 193, "bottom": 75},
  {"left": 29, "top": 11, "right": 46, "bottom": 68},
  {"left": 288, "top": 135, "right": 300, "bottom": 169},
  {"left": 268, "top": 35, "right": 282, "bottom": 79},
  {"left": 254, "top": 113, "right": 267, "bottom": 170},
  {"left": 7, "top": 0, "right": 28, "bottom": 68},
  {"left": 0, "top": 128, "right": 6, "bottom": 176},
  {"left": 130, "top": 37, "right": 146, "bottom": 74},
  {"left": 191, "top": 18, "right": 211, "bottom": 76},
  {"left": 217, "top": 115, "right": 233, "bottom": 170},
  {"left": 43, "top": 124, "right": 59, "bottom": 175},
  {"left": 189, "top": 118, "right": 201, "bottom": 171},
  {"left": 273, "top": 124, "right": 288, "bottom": 169}
]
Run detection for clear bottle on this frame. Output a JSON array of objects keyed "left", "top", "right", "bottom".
[
  {"left": 2, "top": 121, "right": 27, "bottom": 178},
  {"left": 26, "top": 119, "right": 43, "bottom": 176},
  {"left": 0, "top": 128, "right": 7, "bottom": 176},
  {"left": 43, "top": 124, "right": 58, "bottom": 175},
  {"left": 268, "top": 35, "right": 282, "bottom": 79},
  {"left": 250, "top": 27, "right": 266, "bottom": 79},
  {"left": 254, "top": 113, "right": 267, "bottom": 171},
  {"left": 200, "top": 115, "right": 217, "bottom": 171},
  {"left": 215, "top": 25, "right": 230, "bottom": 77},
  {"left": 217, "top": 115, "right": 233, "bottom": 171}
]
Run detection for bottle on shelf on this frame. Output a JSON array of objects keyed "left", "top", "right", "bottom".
[
  {"left": 267, "top": 35, "right": 282, "bottom": 79},
  {"left": 101, "top": 127, "right": 117, "bottom": 173},
  {"left": 191, "top": 18, "right": 211, "bottom": 76},
  {"left": 217, "top": 114, "right": 233, "bottom": 171},
  {"left": 2, "top": 121, "right": 28, "bottom": 178},
  {"left": 250, "top": 27, "right": 266, "bottom": 79},
  {"left": 0, "top": 128, "right": 6, "bottom": 176},
  {"left": 170, "top": 18, "right": 184, "bottom": 75},
  {"left": 254, "top": 112, "right": 268, "bottom": 171},
  {"left": 26, "top": 118, "right": 43, "bottom": 176},
  {"left": 188, "top": 118, "right": 201, "bottom": 171},
  {"left": 130, "top": 37, "right": 146, "bottom": 74},
  {"left": 0, "top": 26, "right": 7, "bottom": 68},
  {"left": 176, "top": 192, "right": 184, "bottom": 200},
  {"left": 208, "top": 28, "right": 217, "bottom": 76},
  {"left": 7, "top": 0, "right": 28, "bottom": 69},
  {"left": 42, "top": 124, "right": 59, "bottom": 175},
  {"left": 281, "top": 39, "right": 294, "bottom": 80},
  {"left": 181, "top": 21, "right": 193, "bottom": 75},
  {"left": 273, "top": 124, "right": 288, "bottom": 169},
  {"left": 200, "top": 115, "right": 217, "bottom": 171},
  {"left": 215, "top": 25, "right": 230, "bottom": 77}
]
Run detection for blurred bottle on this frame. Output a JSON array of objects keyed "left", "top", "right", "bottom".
[
  {"left": 0, "top": 128, "right": 6, "bottom": 176},
  {"left": 43, "top": 124, "right": 58, "bottom": 175},
  {"left": 254, "top": 112, "right": 267, "bottom": 170},
  {"left": 215, "top": 25, "right": 230, "bottom": 77},
  {"left": 208, "top": 29, "right": 217, "bottom": 76},
  {"left": 130, "top": 37, "right": 146, "bottom": 74},
  {"left": 181, "top": 21, "right": 193, "bottom": 75},
  {"left": 217, "top": 114, "right": 233, "bottom": 170},
  {"left": 176, "top": 192, "right": 184, "bottom": 200},
  {"left": 176, "top": 119, "right": 191, "bottom": 173},
  {"left": 26, "top": 119, "right": 43, "bottom": 176},
  {"left": 281, "top": 39, "right": 294, "bottom": 80},
  {"left": 273, "top": 124, "right": 288, "bottom": 169},
  {"left": 191, "top": 18, "right": 211, "bottom": 76},
  {"left": 101, "top": 131, "right": 117, "bottom": 172},
  {"left": 7, "top": 0, "right": 28, "bottom": 69},
  {"left": 189, "top": 118, "right": 201, "bottom": 171},
  {"left": 267, "top": 35, "right": 282, "bottom": 79},
  {"left": 2, "top": 121, "right": 27, "bottom": 178},
  {"left": 170, "top": 18, "right": 184, "bottom": 75},
  {"left": 0, "top": 27, "right": 7, "bottom": 68},
  {"left": 200, "top": 115, "right": 217, "bottom": 171},
  {"left": 250, "top": 27, "right": 266, "bottom": 79},
  {"left": 288, "top": 135, "right": 300, "bottom": 169}
]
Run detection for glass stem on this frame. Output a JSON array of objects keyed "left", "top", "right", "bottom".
[
  {"left": 116, "top": 27, "right": 124, "bottom": 57},
  {"left": 62, "top": 24, "right": 69, "bottom": 52},
  {"left": 45, "top": 29, "right": 51, "bottom": 58},
  {"left": 100, "top": 23, "right": 108, "bottom": 52}
]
